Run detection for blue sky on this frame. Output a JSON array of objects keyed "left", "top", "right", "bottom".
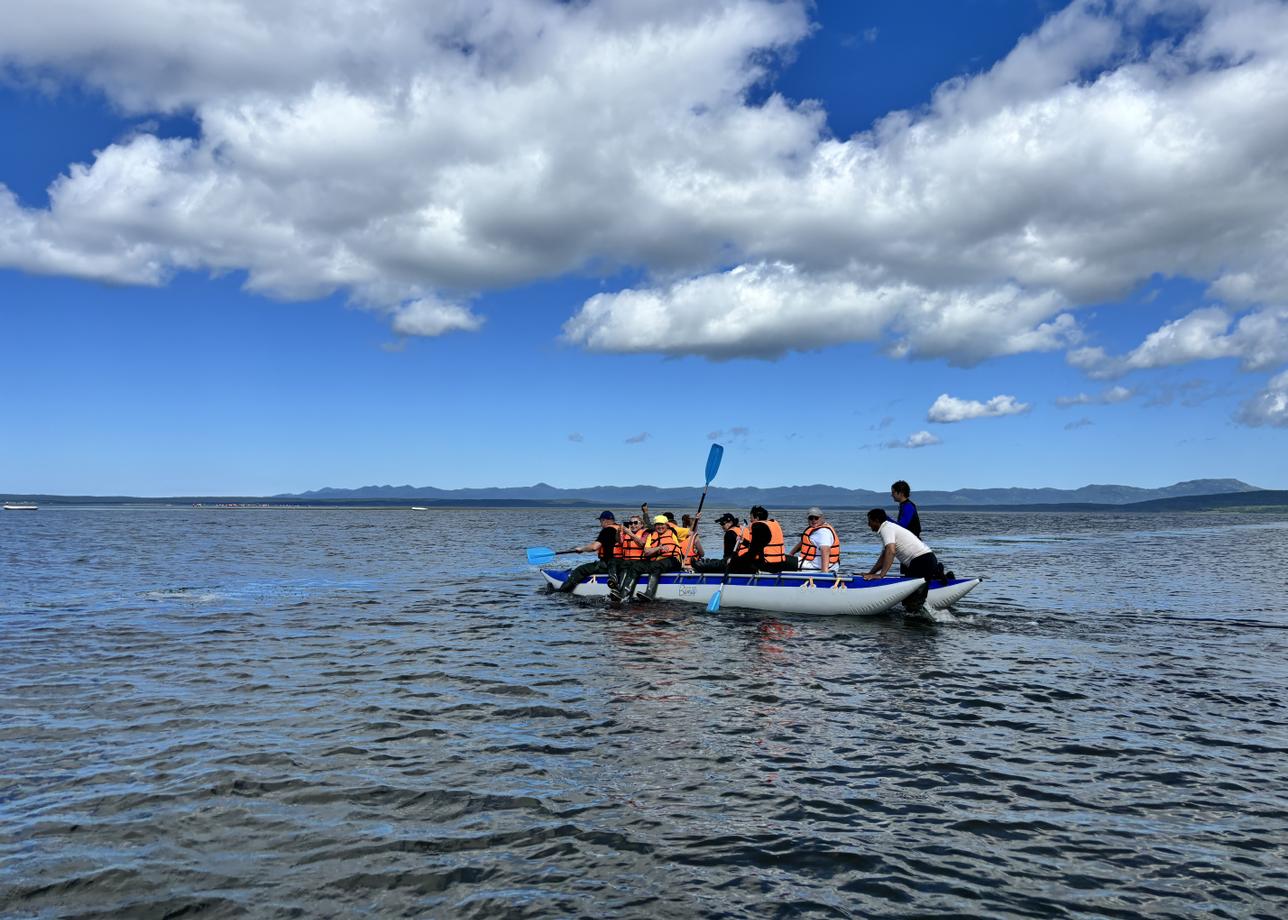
[{"left": 2, "top": 0, "right": 1286, "bottom": 495}]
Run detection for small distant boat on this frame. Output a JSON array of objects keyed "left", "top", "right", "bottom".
[
  {"left": 411, "top": 506, "right": 430, "bottom": 511},
  {"left": 3, "top": 502, "right": 38, "bottom": 511}
]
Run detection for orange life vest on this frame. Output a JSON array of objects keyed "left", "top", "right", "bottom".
[
  {"left": 737, "top": 519, "right": 785, "bottom": 564},
  {"left": 681, "top": 529, "right": 701, "bottom": 562},
  {"left": 618, "top": 525, "right": 645, "bottom": 560},
  {"left": 645, "top": 524, "right": 683, "bottom": 560},
  {"left": 799, "top": 522, "right": 840, "bottom": 569},
  {"left": 597, "top": 523, "right": 625, "bottom": 560}
]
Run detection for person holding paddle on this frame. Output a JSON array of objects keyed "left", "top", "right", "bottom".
[
  {"left": 680, "top": 513, "right": 703, "bottom": 562},
  {"left": 691, "top": 513, "right": 742, "bottom": 572},
  {"left": 530, "top": 444, "right": 724, "bottom": 602},
  {"left": 556, "top": 511, "right": 624, "bottom": 593}
]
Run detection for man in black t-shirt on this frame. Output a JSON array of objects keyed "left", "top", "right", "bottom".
[
  {"left": 557, "top": 510, "right": 622, "bottom": 593},
  {"left": 727, "top": 506, "right": 793, "bottom": 574}
]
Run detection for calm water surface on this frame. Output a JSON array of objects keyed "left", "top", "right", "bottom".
[{"left": 3, "top": 508, "right": 1287, "bottom": 918}]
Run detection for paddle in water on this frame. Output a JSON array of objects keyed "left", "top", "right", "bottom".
[
  {"left": 706, "top": 502, "right": 745, "bottom": 611},
  {"left": 706, "top": 536, "right": 741, "bottom": 612}
]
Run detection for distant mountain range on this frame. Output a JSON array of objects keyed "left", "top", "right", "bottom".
[
  {"left": 8, "top": 480, "right": 1285, "bottom": 513},
  {"left": 282, "top": 478, "right": 1261, "bottom": 508}
]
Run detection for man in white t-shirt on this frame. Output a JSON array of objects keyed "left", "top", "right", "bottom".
[{"left": 862, "top": 508, "right": 945, "bottom": 610}]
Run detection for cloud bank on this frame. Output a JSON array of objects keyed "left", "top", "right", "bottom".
[{"left": 0, "top": 0, "right": 1285, "bottom": 383}]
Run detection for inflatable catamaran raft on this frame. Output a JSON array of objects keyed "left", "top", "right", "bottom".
[
  {"left": 541, "top": 568, "right": 982, "bottom": 616},
  {"left": 535, "top": 444, "right": 981, "bottom": 616}
]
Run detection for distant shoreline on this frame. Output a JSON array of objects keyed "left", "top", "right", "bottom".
[{"left": 6, "top": 491, "right": 1288, "bottom": 514}]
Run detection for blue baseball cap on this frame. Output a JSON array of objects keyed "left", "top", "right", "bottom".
[{"left": 598, "top": 510, "right": 616, "bottom": 520}]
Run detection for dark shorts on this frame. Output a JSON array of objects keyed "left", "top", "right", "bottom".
[
  {"left": 904, "top": 552, "right": 940, "bottom": 580},
  {"left": 900, "top": 553, "right": 942, "bottom": 610}
]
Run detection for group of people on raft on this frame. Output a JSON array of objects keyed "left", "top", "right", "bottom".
[{"left": 557, "top": 480, "right": 952, "bottom": 609}]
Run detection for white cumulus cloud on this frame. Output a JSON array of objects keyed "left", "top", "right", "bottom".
[
  {"left": 389, "top": 297, "right": 483, "bottom": 337},
  {"left": 927, "top": 393, "right": 1031, "bottom": 423},
  {"left": 563, "top": 263, "right": 1075, "bottom": 365},
  {"left": 1055, "top": 385, "right": 1134, "bottom": 406},
  {"left": 885, "top": 430, "right": 942, "bottom": 449},
  {"left": 0, "top": 0, "right": 1286, "bottom": 371},
  {"left": 1236, "top": 369, "right": 1288, "bottom": 427},
  {"left": 1070, "top": 306, "right": 1288, "bottom": 378}
]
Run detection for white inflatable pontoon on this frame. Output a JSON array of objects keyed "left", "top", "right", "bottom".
[{"left": 542, "top": 568, "right": 981, "bottom": 616}]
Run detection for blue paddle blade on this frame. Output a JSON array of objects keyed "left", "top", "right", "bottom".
[
  {"left": 526, "top": 546, "right": 556, "bottom": 565},
  {"left": 705, "top": 443, "right": 724, "bottom": 485},
  {"left": 706, "top": 589, "right": 722, "bottom": 612}
]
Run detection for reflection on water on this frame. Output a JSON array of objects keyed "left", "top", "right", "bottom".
[{"left": 2, "top": 507, "right": 1287, "bottom": 917}]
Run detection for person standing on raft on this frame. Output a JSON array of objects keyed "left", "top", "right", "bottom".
[{"left": 890, "top": 480, "right": 921, "bottom": 535}]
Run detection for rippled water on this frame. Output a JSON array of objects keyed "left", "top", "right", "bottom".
[{"left": 3, "top": 507, "right": 1287, "bottom": 918}]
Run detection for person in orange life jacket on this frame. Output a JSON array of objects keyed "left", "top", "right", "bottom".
[
  {"left": 617, "top": 514, "right": 647, "bottom": 561},
  {"left": 638, "top": 503, "right": 698, "bottom": 562},
  {"left": 788, "top": 506, "right": 841, "bottom": 573},
  {"left": 557, "top": 510, "right": 623, "bottom": 593},
  {"left": 680, "top": 513, "right": 703, "bottom": 561},
  {"left": 862, "top": 508, "right": 949, "bottom": 611},
  {"left": 661, "top": 510, "right": 693, "bottom": 548},
  {"left": 638, "top": 503, "right": 691, "bottom": 542},
  {"left": 691, "top": 512, "right": 743, "bottom": 572},
  {"left": 618, "top": 514, "right": 686, "bottom": 598},
  {"left": 728, "top": 505, "right": 793, "bottom": 573}
]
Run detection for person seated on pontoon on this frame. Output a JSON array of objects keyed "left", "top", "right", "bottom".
[
  {"left": 727, "top": 506, "right": 792, "bottom": 573},
  {"left": 617, "top": 514, "right": 686, "bottom": 598},
  {"left": 691, "top": 513, "right": 742, "bottom": 572},
  {"left": 557, "top": 510, "right": 624, "bottom": 593},
  {"left": 787, "top": 506, "right": 840, "bottom": 573},
  {"left": 618, "top": 513, "right": 647, "bottom": 564},
  {"left": 680, "top": 513, "right": 703, "bottom": 562}
]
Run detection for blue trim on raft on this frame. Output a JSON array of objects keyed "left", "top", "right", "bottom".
[{"left": 543, "top": 569, "right": 975, "bottom": 589}]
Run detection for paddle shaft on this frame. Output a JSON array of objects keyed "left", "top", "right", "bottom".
[
  {"left": 682, "top": 487, "right": 710, "bottom": 562},
  {"left": 707, "top": 530, "right": 744, "bottom": 611}
]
